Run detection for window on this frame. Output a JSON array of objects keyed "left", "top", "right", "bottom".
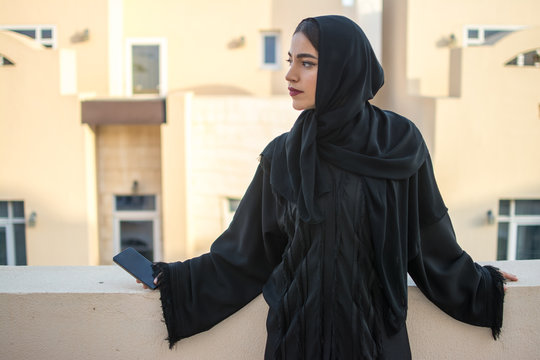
[
  {"left": 463, "top": 25, "right": 525, "bottom": 47},
  {"left": 0, "top": 54, "right": 15, "bottom": 66},
  {"left": 222, "top": 197, "right": 241, "bottom": 230},
  {"left": 497, "top": 199, "right": 540, "bottom": 260},
  {"left": 113, "top": 195, "right": 160, "bottom": 261},
  {"left": 260, "top": 32, "right": 280, "bottom": 69},
  {"left": 0, "top": 201, "right": 27, "bottom": 265},
  {"left": 505, "top": 49, "right": 540, "bottom": 67},
  {"left": 126, "top": 38, "right": 168, "bottom": 96},
  {"left": 0, "top": 25, "right": 57, "bottom": 48}
]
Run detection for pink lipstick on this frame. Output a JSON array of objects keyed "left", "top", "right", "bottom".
[{"left": 288, "top": 87, "right": 303, "bottom": 96}]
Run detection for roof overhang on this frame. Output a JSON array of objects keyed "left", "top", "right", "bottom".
[{"left": 81, "top": 97, "right": 166, "bottom": 125}]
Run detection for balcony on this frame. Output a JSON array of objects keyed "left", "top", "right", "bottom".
[{"left": 1, "top": 260, "right": 538, "bottom": 359}]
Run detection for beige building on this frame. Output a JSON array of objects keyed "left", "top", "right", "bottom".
[
  {"left": 0, "top": 0, "right": 373, "bottom": 265},
  {"left": 1, "top": 0, "right": 539, "bottom": 266},
  {"left": 378, "top": 0, "right": 540, "bottom": 261}
]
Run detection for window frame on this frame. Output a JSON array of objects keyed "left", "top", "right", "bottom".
[
  {"left": 221, "top": 197, "right": 241, "bottom": 231},
  {"left": 0, "top": 25, "right": 57, "bottom": 49},
  {"left": 125, "top": 37, "right": 168, "bottom": 97},
  {"left": 112, "top": 194, "right": 161, "bottom": 261},
  {"left": 260, "top": 31, "right": 281, "bottom": 70},
  {"left": 0, "top": 201, "right": 27, "bottom": 266},
  {"left": 462, "top": 25, "right": 525, "bottom": 47},
  {"left": 497, "top": 199, "right": 540, "bottom": 260}
]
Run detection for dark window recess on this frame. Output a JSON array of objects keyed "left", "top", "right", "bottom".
[
  {"left": 467, "top": 29, "right": 479, "bottom": 39},
  {"left": 13, "top": 29, "right": 36, "bottom": 39},
  {"left": 497, "top": 222, "right": 509, "bottom": 260},
  {"left": 116, "top": 195, "right": 156, "bottom": 211},
  {"left": 506, "top": 49, "right": 540, "bottom": 67},
  {"left": 516, "top": 225, "right": 540, "bottom": 260},
  {"left": 41, "top": 29, "right": 53, "bottom": 39},
  {"left": 0, "top": 202, "right": 7, "bottom": 218},
  {"left": 498, "top": 200, "right": 510, "bottom": 216},
  {"left": 120, "top": 220, "right": 154, "bottom": 261},
  {"left": 264, "top": 36, "right": 277, "bottom": 64},
  {"left": 132, "top": 45, "right": 160, "bottom": 94},
  {"left": 228, "top": 198, "right": 241, "bottom": 212}
]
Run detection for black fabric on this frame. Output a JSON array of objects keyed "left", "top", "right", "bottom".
[
  {"left": 153, "top": 15, "right": 507, "bottom": 359},
  {"left": 153, "top": 162, "right": 505, "bottom": 358},
  {"left": 262, "top": 15, "right": 428, "bottom": 334}
]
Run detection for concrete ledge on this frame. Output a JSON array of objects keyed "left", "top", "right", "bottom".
[{"left": 1, "top": 260, "right": 538, "bottom": 359}]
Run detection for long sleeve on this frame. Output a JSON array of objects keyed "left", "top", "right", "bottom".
[
  {"left": 154, "top": 165, "right": 288, "bottom": 348},
  {"left": 407, "top": 160, "right": 505, "bottom": 339}
]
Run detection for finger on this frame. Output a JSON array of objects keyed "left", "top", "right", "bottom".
[{"left": 500, "top": 271, "right": 518, "bottom": 282}]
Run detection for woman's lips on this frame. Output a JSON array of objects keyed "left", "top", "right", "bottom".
[{"left": 288, "top": 87, "right": 303, "bottom": 96}]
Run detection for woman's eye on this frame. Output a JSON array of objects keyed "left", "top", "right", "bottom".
[
  {"left": 303, "top": 62, "right": 315, "bottom": 68},
  {"left": 286, "top": 59, "right": 292, "bottom": 65}
]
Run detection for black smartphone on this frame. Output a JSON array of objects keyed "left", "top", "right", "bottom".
[{"left": 113, "top": 247, "right": 157, "bottom": 290}]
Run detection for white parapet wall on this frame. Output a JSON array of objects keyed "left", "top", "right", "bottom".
[{"left": 1, "top": 260, "right": 539, "bottom": 359}]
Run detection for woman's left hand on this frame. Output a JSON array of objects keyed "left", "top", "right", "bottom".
[{"left": 500, "top": 270, "right": 518, "bottom": 292}]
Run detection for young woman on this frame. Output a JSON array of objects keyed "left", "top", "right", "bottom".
[{"left": 143, "top": 15, "right": 517, "bottom": 359}]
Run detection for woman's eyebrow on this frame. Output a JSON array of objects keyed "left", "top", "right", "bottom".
[{"left": 288, "top": 52, "right": 318, "bottom": 60}]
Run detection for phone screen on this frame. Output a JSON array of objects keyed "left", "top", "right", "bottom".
[{"left": 113, "top": 247, "right": 157, "bottom": 289}]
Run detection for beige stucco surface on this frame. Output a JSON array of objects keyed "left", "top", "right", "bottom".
[
  {"left": 0, "top": 31, "right": 96, "bottom": 265},
  {"left": 1, "top": 260, "right": 538, "bottom": 359},
  {"left": 187, "top": 95, "right": 297, "bottom": 256},
  {"left": 1, "top": 0, "right": 538, "bottom": 268},
  {"left": 431, "top": 28, "right": 540, "bottom": 260},
  {"left": 405, "top": 0, "right": 540, "bottom": 97},
  {"left": 0, "top": 0, "right": 110, "bottom": 95},
  {"left": 378, "top": 2, "right": 540, "bottom": 261}
]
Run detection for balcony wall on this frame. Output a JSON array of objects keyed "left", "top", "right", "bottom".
[{"left": 1, "top": 260, "right": 539, "bottom": 359}]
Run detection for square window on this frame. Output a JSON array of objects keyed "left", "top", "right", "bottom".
[
  {"left": 41, "top": 29, "right": 53, "bottom": 39},
  {"left": 12, "top": 201, "right": 25, "bottom": 218},
  {"left": 228, "top": 198, "right": 241, "bottom": 213},
  {"left": 264, "top": 35, "right": 277, "bottom": 64},
  {"left": 0, "top": 202, "right": 7, "bottom": 218},
  {"left": 467, "top": 29, "right": 479, "bottom": 39},
  {"left": 132, "top": 45, "right": 160, "bottom": 94},
  {"left": 261, "top": 32, "right": 280, "bottom": 69},
  {"left": 515, "top": 200, "right": 540, "bottom": 215},
  {"left": 498, "top": 199, "right": 510, "bottom": 216},
  {"left": 497, "top": 199, "right": 540, "bottom": 260},
  {"left": 116, "top": 195, "right": 156, "bottom": 211}
]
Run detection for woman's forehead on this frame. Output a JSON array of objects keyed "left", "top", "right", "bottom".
[{"left": 289, "top": 32, "right": 318, "bottom": 56}]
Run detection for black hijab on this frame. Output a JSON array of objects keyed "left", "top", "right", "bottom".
[
  {"left": 261, "top": 15, "right": 429, "bottom": 333},
  {"left": 263, "top": 15, "right": 427, "bottom": 223}
]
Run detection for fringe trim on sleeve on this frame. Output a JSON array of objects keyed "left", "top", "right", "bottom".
[
  {"left": 152, "top": 262, "right": 179, "bottom": 349},
  {"left": 484, "top": 265, "right": 506, "bottom": 340}
]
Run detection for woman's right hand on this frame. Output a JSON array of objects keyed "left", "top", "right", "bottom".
[{"left": 136, "top": 274, "right": 160, "bottom": 290}]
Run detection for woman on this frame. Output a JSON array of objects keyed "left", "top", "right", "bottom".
[{"left": 145, "top": 15, "right": 517, "bottom": 359}]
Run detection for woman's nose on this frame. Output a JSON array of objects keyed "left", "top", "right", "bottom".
[{"left": 285, "top": 66, "right": 297, "bottom": 83}]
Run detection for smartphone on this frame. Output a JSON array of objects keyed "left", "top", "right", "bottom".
[{"left": 113, "top": 247, "right": 157, "bottom": 289}]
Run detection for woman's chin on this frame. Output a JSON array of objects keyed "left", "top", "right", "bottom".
[{"left": 292, "top": 102, "right": 314, "bottom": 111}]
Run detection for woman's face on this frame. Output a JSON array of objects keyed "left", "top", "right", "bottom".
[{"left": 286, "top": 32, "right": 318, "bottom": 110}]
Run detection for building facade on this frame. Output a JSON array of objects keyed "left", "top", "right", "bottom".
[
  {"left": 1, "top": 0, "right": 538, "bottom": 265},
  {"left": 378, "top": 0, "right": 540, "bottom": 260},
  {"left": 1, "top": 0, "right": 373, "bottom": 265}
]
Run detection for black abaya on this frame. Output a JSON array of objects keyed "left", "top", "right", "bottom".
[{"left": 153, "top": 15, "right": 505, "bottom": 359}]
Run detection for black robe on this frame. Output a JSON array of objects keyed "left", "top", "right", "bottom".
[
  {"left": 153, "top": 15, "right": 505, "bottom": 359},
  {"left": 153, "top": 151, "right": 504, "bottom": 359}
]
